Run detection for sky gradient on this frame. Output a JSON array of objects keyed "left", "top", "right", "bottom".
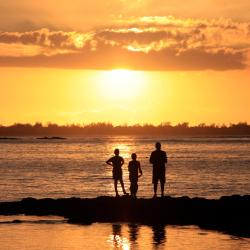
[{"left": 1, "top": 1, "right": 250, "bottom": 125}]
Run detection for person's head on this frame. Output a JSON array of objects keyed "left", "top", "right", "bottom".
[
  {"left": 114, "top": 149, "right": 120, "bottom": 156},
  {"left": 131, "top": 153, "right": 137, "bottom": 160},
  {"left": 155, "top": 142, "right": 161, "bottom": 150}
]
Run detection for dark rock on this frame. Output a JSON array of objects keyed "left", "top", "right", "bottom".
[
  {"left": 12, "top": 220, "right": 22, "bottom": 224},
  {"left": 0, "top": 195, "right": 249, "bottom": 237},
  {"left": 36, "top": 137, "right": 67, "bottom": 140}
]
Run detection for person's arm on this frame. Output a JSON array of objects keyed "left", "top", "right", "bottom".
[
  {"left": 138, "top": 162, "right": 143, "bottom": 177},
  {"left": 149, "top": 152, "right": 154, "bottom": 164},
  {"left": 106, "top": 157, "right": 113, "bottom": 166},
  {"left": 121, "top": 157, "right": 125, "bottom": 166},
  {"left": 165, "top": 152, "right": 168, "bottom": 164}
]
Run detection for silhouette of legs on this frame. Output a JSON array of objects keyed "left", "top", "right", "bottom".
[
  {"left": 114, "top": 179, "right": 127, "bottom": 196},
  {"left": 114, "top": 180, "right": 119, "bottom": 196},
  {"left": 154, "top": 182, "right": 158, "bottom": 198},
  {"left": 160, "top": 181, "right": 165, "bottom": 197},
  {"left": 154, "top": 180, "right": 165, "bottom": 198},
  {"left": 130, "top": 181, "right": 138, "bottom": 198},
  {"left": 120, "top": 179, "right": 127, "bottom": 195}
]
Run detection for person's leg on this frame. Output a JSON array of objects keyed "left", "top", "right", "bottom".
[
  {"left": 153, "top": 181, "right": 158, "bottom": 197},
  {"left": 130, "top": 181, "right": 133, "bottom": 196},
  {"left": 130, "top": 182, "right": 134, "bottom": 196},
  {"left": 131, "top": 181, "right": 137, "bottom": 197},
  {"left": 114, "top": 180, "right": 119, "bottom": 196},
  {"left": 160, "top": 181, "right": 165, "bottom": 197},
  {"left": 134, "top": 182, "right": 138, "bottom": 197},
  {"left": 153, "top": 169, "right": 159, "bottom": 198},
  {"left": 160, "top": 171, "right": 166, "bottom": 197},
  {"left": 120, "top": 179, "right": 127, "bottom": 194}
]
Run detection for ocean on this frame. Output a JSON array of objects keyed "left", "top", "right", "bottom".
[
  {"left": 0, "top": 136, "right": 249, "bottom": 201},
  {"left": 0, "top": 135, "right": 249, "bottom": 249},
  {"left": 0, "top": 215, "right": 249, "bottom": 250}
]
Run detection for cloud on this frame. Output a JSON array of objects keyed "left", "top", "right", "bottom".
[
  {"left": 138, "top": 1, "right": 250, "bottom": 21},
  {"left": 0, "top": 29, "right": 94, "bottom": 49},
  {"left": 0, "top": 16, "right": 250, "bottom": 70},
  {"left": 1, "top": 1, "right": 250, "bottom": 32}
]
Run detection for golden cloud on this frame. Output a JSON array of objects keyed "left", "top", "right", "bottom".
[{"left": 0, "top": 16, "right": 249, "bottom": 70}]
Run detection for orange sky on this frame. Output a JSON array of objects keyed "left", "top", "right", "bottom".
[
  {"left": 1, "top": 68, "right": 250, "bottom": 125},
  {"left": 0, "top": 1, "right": 250, "bottom": 125}
]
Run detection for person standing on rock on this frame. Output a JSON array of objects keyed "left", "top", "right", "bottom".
[
  {"left": 106, "top": 148, "right": 128, "bottom": 197},
  {"left": 150, "top": 142, "right": 168, "bottom": 198},
  {"left": 128, "top": 153, "right": 143, "bottom": 198}
]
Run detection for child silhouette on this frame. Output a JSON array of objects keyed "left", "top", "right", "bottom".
[{"left": 128, "top": 153, "right": 143, "bottom": 198}]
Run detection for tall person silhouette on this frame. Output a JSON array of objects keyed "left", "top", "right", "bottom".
[
  {"left": 106, "top": 149, "right": 127, "bottom": 197},
  {"left": 150, "top": 142, "right": 168, "bottom": 198}
]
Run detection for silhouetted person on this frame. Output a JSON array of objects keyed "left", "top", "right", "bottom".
[
  {"left": 150, "top": 142, "right": 168, "bottom": 198},
  {"left": 128, "top": 153, "right": 142, "bottom": 198},
  {"left": 106, "top": 149, "right": 127, "bottom": 197}
]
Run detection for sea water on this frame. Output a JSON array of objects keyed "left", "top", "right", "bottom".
[
  {"left": 0, "top": 136, "right": 249, "bottom": 201},
  {"left": 0, "top": 136, "right": 250, "bottom": 249},
  {"left": 0, "top": 216, "right": 249, "bottom": 250}
]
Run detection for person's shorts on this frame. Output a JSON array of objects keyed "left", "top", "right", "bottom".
[
  {"left": 113, "top": 169, "right": 123, "bottom": 181},
  {"left": 129, "top": 176, "right": 138, "bottom": 183},
  {"left": 152, "top": 167, "right": 166, "bottom": 184}
]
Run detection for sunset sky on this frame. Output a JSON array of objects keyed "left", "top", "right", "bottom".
[{"left": 1, "top": 0, "right": 250, "bottom": 125}]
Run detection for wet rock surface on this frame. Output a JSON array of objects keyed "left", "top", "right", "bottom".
[{"left": 0, "top": 195, "right": 249, "bottom": 237}]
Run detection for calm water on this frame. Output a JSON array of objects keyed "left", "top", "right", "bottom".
[
  {"left": 1, "top": 137, "right": 250, "bottom": 249},
  {"left": 0, "top": 216, "right": 249, "bottom": 250},
  {"left": 0, "top": 136, "right": 250, "bottom": 201}
]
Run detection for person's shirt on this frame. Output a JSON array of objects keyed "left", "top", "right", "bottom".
[
  {"left": 107, "top": 156, "right": 124, "bottom": 171},
  {"left": 128, "top": 160, "right": 142, "bottom": 179},
  {"left": 150, "top": 150, "right": 167, "bottom": 167}
]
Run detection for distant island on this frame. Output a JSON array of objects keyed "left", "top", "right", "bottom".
[
  {"left": 0, "top": 137, "right": 19, "bottom": 140},
  {"left": 0, "top": 122, "right": 250, "bottom": 136},
  {"left": 36, "top": 137, "right": 67, "bottom": 140}
]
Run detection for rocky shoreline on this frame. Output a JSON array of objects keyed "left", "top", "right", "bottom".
[{"left": 0, "top": 195, "right": 249, "bottom": 237}]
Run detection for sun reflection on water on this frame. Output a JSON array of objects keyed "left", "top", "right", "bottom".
[
  {"left": 111, "top": 143, "right": 132, "bottom": 160},
  {"left": 108, "top": 224, "right": 130, "bottom": 250}
]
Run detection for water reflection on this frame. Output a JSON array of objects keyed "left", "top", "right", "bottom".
[
  {"left": 128, "top": 223, "right": 140, "bottom": 248},
  {"left": 151, "top": 224, "right": 167, "bottom": 248},
  {"left": 112, "top": 224, "right": 122, "bottom": 246},
  {"left": 110, "top": 224, "right": 130, "bottom": 249},
  {"left": 109, "top": 223, "right": 167, "bottom": 249},
  {"left": 0, "top": 218, "right": 249, "bottom": 250},
  {"left": 110, "top": 143, "right": 132, "bottom": 160}
]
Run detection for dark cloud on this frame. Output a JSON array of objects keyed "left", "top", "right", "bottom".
[
  {"left": 0, "top": 16, "right": 249, "bottom": 70},
  {"left": 0, "top": 45, "right": 246, "bottom": 71},
  {"left": 0, "top": 29, "right": 92, "bottom": 49}
]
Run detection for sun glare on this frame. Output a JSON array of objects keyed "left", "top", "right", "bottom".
[{"left": 97, "top": 69, "right": 145, "bottom": 100}]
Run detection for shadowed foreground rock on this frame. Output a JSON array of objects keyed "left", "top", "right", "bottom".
[{"left": 0, "top": 195, "right": 249, "bottom": 237}]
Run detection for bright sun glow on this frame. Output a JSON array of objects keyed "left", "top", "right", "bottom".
[{"left": 97, "top": 69, "right": 145, "bottom": 100}]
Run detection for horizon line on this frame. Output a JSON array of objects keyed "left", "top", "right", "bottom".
[{"left": 1, "top": 121, "right": 249, "bottom": 128}]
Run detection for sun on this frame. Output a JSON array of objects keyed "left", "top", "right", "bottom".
[{"left": 97, "top": 69, "right": 145, "bottom": 100}]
